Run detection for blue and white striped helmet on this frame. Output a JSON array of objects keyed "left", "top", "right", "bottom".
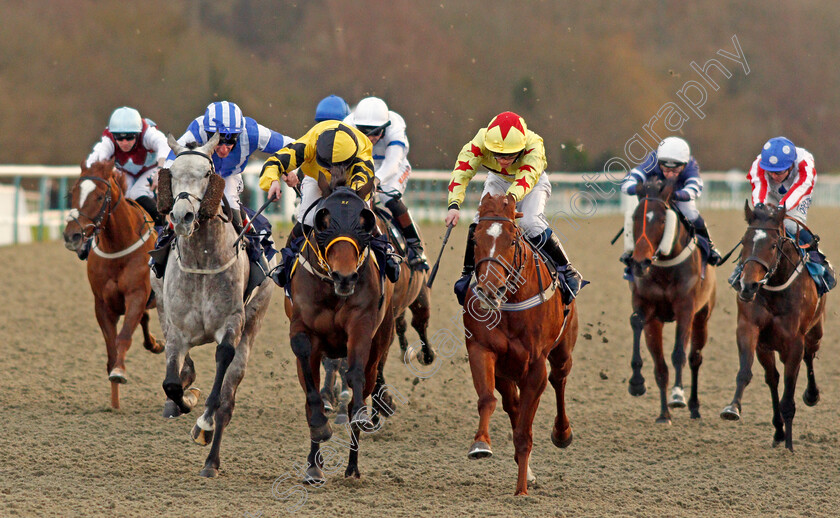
[
  {"left": 202, "top": 101, "right": 244, "bottom": 135},
  {"left": 760, "top": 136, "right": 796, "bottom": 172}
]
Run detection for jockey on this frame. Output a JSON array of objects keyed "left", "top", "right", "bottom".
[
  {"left": 259, "top": 120, "right": 401, "bottom": 286},
  {"left": 343, "top": 96, "right": 429, "bottom": 270},
  {"left": 447, "top": 111, "right": 583, "bottom": 306},
  {"left": 729, "top": 136, "right": 835, "bottom": 290},
  {"left": 149, "top": 101, "right": 293, "bottom": 279},
  {"left": 86, "top": 106, "right": 169, "bottom": 228},
  {"left": 620, "top": 136, "right": 724, "bottom": 268}
]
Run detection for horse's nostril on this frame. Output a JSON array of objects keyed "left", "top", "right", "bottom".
[
  {"left": 184, "top": 212, "right": 195, "bottom": 224},
  {"left": 350, "top": 273, "right": 359, "bottom": 284}
]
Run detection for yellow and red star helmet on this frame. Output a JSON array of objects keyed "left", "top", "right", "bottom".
[{"left": 483, "top": 111, "right": 528, "bottom": 154}]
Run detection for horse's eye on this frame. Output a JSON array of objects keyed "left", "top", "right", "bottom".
[{"left": 205, "top": 170, "right": 211, "bottom": 178}]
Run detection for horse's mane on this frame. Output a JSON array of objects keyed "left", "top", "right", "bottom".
[{"left": 77, "top": 160, "right": 128, "bottom": 193}]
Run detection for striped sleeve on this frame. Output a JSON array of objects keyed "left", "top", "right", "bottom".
[
  {"left": 746, "top": 156, "right": 768, "bottom": 206},
  {"left": 679, "top": 159, "right": 702, "bottom": 199},
  {"left": 781, "top": 150, "right": 816, "bottom": 210},
  {"left": 259, "top": 141, "right": 307, "bottom": 192}
]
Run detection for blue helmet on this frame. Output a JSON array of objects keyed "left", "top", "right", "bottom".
[
  {"left": 314, "top": 95, "right": 350, "bottom": 122},
  {"left": 760, "top": 136, "right": 796, "bottom": 172},
  {"left": 202, "top": 101, "right": 244, "bottom": 135}
]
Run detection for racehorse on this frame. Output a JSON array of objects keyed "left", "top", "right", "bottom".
[
  {"left": 320, "top": 199, "right": 436, "bottom": 421},
  {"left": 283, "top": 171, "right": 395, "bottom": 484},
  {"left": 62, "top": 159, "right": 162, "bottom": 409},
  {"left": 464, "top": 193, "right": 578, "bottom": 496},
  {"left": 154, "top": 134, "right": 274, "bottom": 477},
  {"left": 626, "top": 178, "right": 716, "bottom": 423},
  {"left": 720, "top": 202, "right": 826, "bottom": 451}
]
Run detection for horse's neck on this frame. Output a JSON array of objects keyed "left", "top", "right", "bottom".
[
  {"left": 98, "top": 193, "right": 144, "bottom": 250},
  {"left": 769, "top": 240, "right": 802, "bottom": 285}
]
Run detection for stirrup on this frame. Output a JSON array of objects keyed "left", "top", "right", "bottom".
[{"left": 708, "top": 248, "right": 724, "bottom": 266}]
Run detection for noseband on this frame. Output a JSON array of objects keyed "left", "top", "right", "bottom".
[
  {"left": 741, "top": 225, "right": 797, "bottom": 287},
  {"left": 68, "top": 175, "right": 121, "bottom": 239}
]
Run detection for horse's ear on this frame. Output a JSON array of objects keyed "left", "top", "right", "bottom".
[
  {"left": 481, "top": 192, "right": 493, "bottom": 204},
  {"left": 743, "top": 199, "right": 752, "bottom": 221},
  {"left": 168, "top": 134, "right": 186, "bottom": 155},
  {"left": 199, "top": 133, "right": 220, "bottom": 155},
  {"left": 314, "top": 207, "right": 331, "bottom": 233},
  {"left": 514, "top": 211, "right": 524, "bottom": 219},
  {"left": 359, "top": 208, "right": 376, "bottom": 233},
  {"left": 157, "top": 168, "right": 173, "bottom": 214},
  {"left": 318, "top": 171, "right": 331, "bottom": 197},
  {"left": 198, "top": 173, "right": 225, "bottom": 219},
  {"left": 356, "top": 176, "right": 375, "bottom": 201}
]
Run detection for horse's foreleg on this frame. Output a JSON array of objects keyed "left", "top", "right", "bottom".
[
  {"left": 755, "top": 349, "right": 783, "bottom": 446},
  {"left": 162, "top": 336, "right": 191, "bottom": 415},
  {"left": 371, "top": 346, "right": 394, "bottom": 422},
  {"left": 321, "top": 358, "right": 340, "bottom": 413},
  {"left": 668, "top": 302, "right": 695, "bottom": 410},
  {"left": 196, "top": 343, "right": 249, "bottom": 477},
  {"left": 140, "top": 310, "right": 164, "bottom": 354},
  {"left": 628, "top": 311, "right": 646, "bottom": 396},
  {"left": 513, "top": 361, "right": 548, "bottom": 496},
  {"left": 395, "top": 312, "right": 409, "bottom": 353},
  {"left": 721, "top": 318, "right": 759, "bottom": 421},
  {"left": 93, "top": 298, "right": 120, "bottom": 408},
  {"left": 305, "top": 441, "right": 326, "bottom": 485},
  {"left": 779, "top": 341, "right": 804, "bottom": 452},
  {"left": 643, "top": 318, "right": 670, "bottom": 424},
  {"left": 686, "top": 304, "right": 710, "bottom": 419},
  {"left": 290, "top": 331, "right": 331, "bottom": 443},
  {"left": 802, "top": 315, "right": 823, "bottom": 407},
  {"left": 548, "top": 345, "right": 573, "bottom": 448},
  {"left": 344, "top": 398, "right": 361, "bottom": 479},
  {"left": 496, "top": 376, "right": 520, "bottom": 433},
  {"left": 111, "top": 293, "right": 148, "bottom": 384},
  {"left": 410, "top": 286, "right": 435, "bottom": 366},
  {"left": 466, "top": 344, "right": 496, "bottom": 459}
]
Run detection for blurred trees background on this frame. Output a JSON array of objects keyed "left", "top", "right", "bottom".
[{"left": 3, "top": 0, "right": 839, "bottom": 172}]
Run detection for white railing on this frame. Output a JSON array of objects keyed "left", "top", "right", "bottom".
[{"left": 3, "top": 164, "right": 839, "bottom": 245}]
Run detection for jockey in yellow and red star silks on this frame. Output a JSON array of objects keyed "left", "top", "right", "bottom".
[{"left": 446, "top": 111, "right": 584, "bottom": 306}]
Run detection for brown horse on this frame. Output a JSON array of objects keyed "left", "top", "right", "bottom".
[
  {"left": 62, "top": 159, "right": 163, "bottom": 409},
  {"left": 464, "top": 193, "right": 578, "bottom": 496},
  {"left": 626, "top": 178, "right": 716, "bottom": 423},
  {"left": 283, "top": 173, "right": 395, "bottom": 483},
  {"left": 720, "top": 202, "right": 826, "bottom": 451}
]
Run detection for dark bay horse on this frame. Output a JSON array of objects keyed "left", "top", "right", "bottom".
[
  {"left": 464, "top": 193, "right": 578, "bottom": 496},
  {"left": 626, "top": 178, "right": 716, "bottom": 423},
  {"left": 154, "top": 134, "right": 275, "bottom": 477},
  {"left": 62, "top": 159, "right": 162, "bottom": 409},
  {"left": 720, "top": 202, "right": 826, "bottom": 451},
  {"left": 283, "top": 173, "right": 395, "bottom": 484}
]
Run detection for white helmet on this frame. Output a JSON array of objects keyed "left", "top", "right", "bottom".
[
  {"left": 656, "top": 137, "right": 690, "bottom": 166},
  {"left": 108, "top": 107, "right": 142, "bottom": 134},
  {"left": 353, "top": 97, "right": 389, "bottom": 127}
]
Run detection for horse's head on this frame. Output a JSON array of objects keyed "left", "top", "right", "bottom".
[
  {"left": 630, "top": 178, "right": 678, "bottom": 278},
  {"left": 736, "top": 201, "right": 786, "bottom": 301},
  {"left": 159, "top": 133, "right": 225, "bottom": 237},
  {"left": 313, "top": 183, "right": 376, "bottom": 297},
  {"left": 63, "top": 160, "right": 122, "bottom": 257},
  {"left": 473, "top": 193, "right": 523, "bottom": 310}
]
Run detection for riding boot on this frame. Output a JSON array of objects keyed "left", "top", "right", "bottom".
[
  {"left": 806, "top": 238, "right": 837, "bottom": 291},
  {"left": 454, "top": 223, "right": 477, "bottom": 305},
  {"left": 371, "top": 224, "right": 400, "bottom": 283},
  {"left": 692, "top": 218, "right": 723, "bottom": 266},
  {"left": 385, "top": 198, "right": 428, "bottom": 270},
  {"left": 269, "top": 222, "right": 308, "bottom": 288},
  {"left": 728, "top": 263, "right": 743, "bottom": 290},
  {"left": 534, "top": 229, "right": 584, "bottom": 305},
  {"left": 135, "top": 195, "right": 167, "bottom": 227},
  {"left": 148, "top": 224, "right": 175, "bottom": 278}
]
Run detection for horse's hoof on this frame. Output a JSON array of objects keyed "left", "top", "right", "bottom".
[
  {"left": 334, "top": 413, "right": 349, "bottom": 425},
  {"left": 690, "top": 409, "right": 701, "bottom": 420},
  {"left": 351, "top": 408, "right": 373, "bottom": 429},
  {"left": 162, "top": 400, "right": 181, "bottom": 419},
  {"left": 551, "top": 427, "right": 573, "bottom": 449},
  {"left": 323, "top": 400, "right": 334, "bottom": 413},
  {"left": 628, "top": 381, "right": 646, "bottom": 397},
  {"left": 667, "top": 387, "right": 687, "bottom": 408},
  {"left": 720, "top": 405, "right": 740, "bottom": 421},
  {"left": 344, "top": 464, "right": 360, "bottom": 478},
  {"left": 309, "top": 422, "right": 333, "bottom": 443},
  {"left": 468, "top": 441, "right": 493, "bottom": 459},
  {"left": 183, "top": 387, "right": 201, "bottom": 410},
  {"left": 526, "top": 465, "right": 536, "bottom": 485},
  {"left": 655, "top": 416, "right": 672, "bottom": 425},
  {"left": 146, "top": 339, "right": 165, "bottom": 354},
  {"left": 803, "top": 390, "right": 820, "bottom": 407},
  {"left": 303, "top": 465, "right": 326, "bottom": 485},
  {"left": 108, "top": 368, "right": 128, "bottom": 384},
  {"left": 338, "top": 390, "right": 351, "bottom": 404},
  {"left": 199, "top": 466, "right": 218, "bottom": 478},
  {"left": 191, "top": 424, "right": 213, "bottom": 446}
]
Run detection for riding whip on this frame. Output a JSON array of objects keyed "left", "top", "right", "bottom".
[
  {"left": 610, "top": 226, "right": 624, "bottom": 245},
  {"left": 233, "top": 193, "right": 277, "bottom": 248},
  {"left": 427, "top": 224, "right": 454, "bottom": 289}
]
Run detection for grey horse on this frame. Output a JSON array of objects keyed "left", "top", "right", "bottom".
[{"left": 152, "top": 133, "right": 274, "bottom": 478}]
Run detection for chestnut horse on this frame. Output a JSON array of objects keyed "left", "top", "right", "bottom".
[
  {"left": 720, "top": 202, "right": 826, "bottom": 451},
  {"left": 62, "top": 160, "right": 162, "bottom": 409},
  {"left": 464, "top": 193, "right": 578, "bottom": 496},
  {"left": 284, "top": 173, "right": 395, "bottom": 483},
  {"left": 626, "top": 178, "right": 716, "bottom": 423}
]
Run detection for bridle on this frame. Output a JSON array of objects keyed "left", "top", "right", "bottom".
[
  {"left": 68, "top": 175, "right": 122, "bottom": 240},
  {"left": 171, "top": 149, "right": 216, "bottom": 217},
  {"left": 741, "top": 224, "right": 800, "bottom": 288},
  {"left": 474, "top": 215, "right": 527, "bottom": 291},
  {"left": 635, "top": 196, "right": 670, "bottom": 262}
]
